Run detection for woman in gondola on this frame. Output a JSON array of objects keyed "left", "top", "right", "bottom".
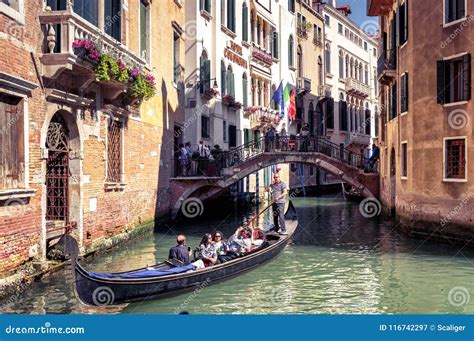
[{"left": 198, "top": 233, "right": 218, "bottom": 267}]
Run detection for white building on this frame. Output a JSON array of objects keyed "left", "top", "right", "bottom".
[
  {"left": 322, "top": 1, "right": 379, "bottom": 157},
  {"left": 184, "top": 0, "right": 296, "bottom": 152}
]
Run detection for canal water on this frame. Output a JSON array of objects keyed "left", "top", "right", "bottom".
[{"left": 1, "top": 195, "right": 473, "bottom": 314}]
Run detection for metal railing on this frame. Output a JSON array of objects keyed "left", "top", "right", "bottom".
[
  {"left": 377, "top": 48, "right": 397, "bottom": 78},
  {"left": 221, "top": 136, "right": 369, "bottom": 171}
]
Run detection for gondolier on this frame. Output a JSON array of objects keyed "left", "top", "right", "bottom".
[{"left": 266, "top": 173, "right": 288, "bottom": 235}]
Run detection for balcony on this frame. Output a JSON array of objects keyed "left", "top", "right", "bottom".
[
  {"left": 318, "top": 85, "right": 332, "bottom": 98},
  {"left": 377, "top": 48, "right": 397, "bottom": 85},
  {"left": 251, "top": 47, "right": 274, "bottom": 67},
  {"left": 347, "top": 133, "right": 371, "bottom": 147},
  {"left": 367, "top": 0, "right": 393, "bottom": 16},
  {"left": 39, "top": 8, "right": 148, "bottom": 104},
  {"left": 246, "top": 107, "right": 280, "bottom": 128},
  {"left": 297, "top": 77, "right": 311, "bottom": 95},
  {"left": 345, "top": 78, "right": 370, "bottom": 98}
]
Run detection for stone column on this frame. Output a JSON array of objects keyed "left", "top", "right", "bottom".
[{"left": 98, "top": 0, "right": 105, "bottom": 31}]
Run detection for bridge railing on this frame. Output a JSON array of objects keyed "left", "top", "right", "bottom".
[
  {"left": 173, "top": 136, "right": 372, "bottom": 178},
  {"left": 222, "top": 136, "right": 369, "bottom": 170}
]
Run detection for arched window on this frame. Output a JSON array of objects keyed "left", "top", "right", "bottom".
[
  {"left": 221, "top": 60, "right": 227, "bottom": 95},
  {"left": 345, "top": 55, "right": 349, "bottom": 79},
  {"left": 243, "top": 73, "right": 248, "bottom": 108},
  {"left": 338, "top": 50, "right": 344, "bottom": 79},
  {"left": 359, "top": 64, "right": 363, "bottom": 82},
  {"left": 364, "top": 65, "right": 369, "bottom": 85},
  {"left": 227, "top": 65, "right": 235, "bottom": 97},
  {"left": 200, "top": 50, "right": 211, "bottom": 93},
  {"left": 297, "top": 45, "right": 303, "bottom": 77},
  {"left": 318, "top": 56, "right": 323, "bottom": 88},
  {"left": 227, "top": 0, "right": 236, "bottom": 32},
  {"left": 325, "top": 43, "right": 331, "bottom": 74},
  {"left": 242, "top": 2, "right": 248, "bottom": 42},
  {"left": 271, "top": 84, "right": 277, "bottom": 109},
  {"left": 350, "top": 57, "right": 354, "bottom": 78},
  {"left": 251, "top": 78, "right": 256, "bottom": 106},
  {"left": 257, "top": 80, "right": 262, "bottom": 106},
  {"left": 288, "top": 35, "right": 294, "bottom": 67},
  {"left": 250, "top": 10, "right": 255, "bottom": 43},
  {"left": 354, "top": 61, "right": 358, "bottom": 80},
  {"left": 272, "top": 31, "right": 279, "bottom": 59}
]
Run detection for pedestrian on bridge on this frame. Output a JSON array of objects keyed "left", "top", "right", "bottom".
[{"left": 266, "top": 173, "right": 288, "bottom": 235}]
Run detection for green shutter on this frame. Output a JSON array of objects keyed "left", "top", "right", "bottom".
[
  {"left": 242, "top": 4, "right": 248, "bottom": 41},
  {"left": 273, "top": 32, "right": 279, "bottom": 59},
  {"left": 243, "top": 77, "right": 248, "bottom": 108}
]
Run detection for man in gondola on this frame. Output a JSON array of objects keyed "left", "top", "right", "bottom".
[
  {"left": 266, "top": 173, "right": 288, "bottom": 235},
  {"left": 169, "top": 234, "right": 192, "bottom": 265}
]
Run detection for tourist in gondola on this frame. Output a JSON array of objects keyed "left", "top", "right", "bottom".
[
  {"left": 218, "top": 227, "right": 252, "bottom": 263},
  {"left": 168, "top": 234, "right": 192, "bottom": 265},
  {"left": 212, "top": 231, "right": 226, "bottom": 258},
  {"left": 198, "top": 233, "right": 217, "bottom": 267},
  {"left": 266, "top": 173, "right": 288, "bottom": 235}
]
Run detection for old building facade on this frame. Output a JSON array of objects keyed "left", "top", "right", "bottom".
[
  {"left": 0, "top": 0, "right": 184, "bottom": 277},
  {"left": 368, "top": 0, "right": 473, "bottom": 242}
]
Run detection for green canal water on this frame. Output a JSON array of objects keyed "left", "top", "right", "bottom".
[{"left": 1, "top": 195, "right": 473, "bottom": 314}]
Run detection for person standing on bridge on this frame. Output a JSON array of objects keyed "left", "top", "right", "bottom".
[{"left": 266, "top": 173, "right": 288, "bottom": 235}]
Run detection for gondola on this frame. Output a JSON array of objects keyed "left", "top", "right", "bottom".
[{"left": 70, "top": 201, "right": 298, "bottom": 306}]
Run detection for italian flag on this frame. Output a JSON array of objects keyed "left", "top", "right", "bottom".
[{"left": 283, "top": 83, "right": 296, "bottom": 121}]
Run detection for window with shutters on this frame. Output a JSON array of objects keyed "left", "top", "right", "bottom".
[
  {"left": 374, "top": 106, "right": 379, "bottom": 137},
  {"left": 0, "top": 94, "right": 24, "bottom": 190},
  {"left": 223, "top": 121, "right": 227, "bottom": 142},
  {"left": 201, "top": 116, "right": 210, "bottom": 139},
  {"left": 74, "top": 0, "right": 98, "bottom": 26},
  {"left": 226, "top": 65, "right": 235, "bottom": 97},
  {"left": 401, "top": 142, "right": 408, "bottom": 178},
  {"left": 221, "top": 61, "right": 227, "bottom": 95},
  {"left": 227, "top": 0, "right": 236, "bottom": 32},
  {"left": 338, "top": 23, "right": 343, "bottom": 34},
  {"left": 389, "top": 81, "right": 397, "bottom": 120},
  {"left": 400, "top": 72, "right": 408, "bottom": 113},
  {"left": 288, "top": 0, "right": 295, "bottom": 13},
  {"left": 105, "top": 0, "right": 121, "bottom": 41},
  {"left": 200, "top": 0, "right": 211, "bottom": 14},
  {"left": 324, "top": 15, "right": 330, "bottom": 26},
  {"left": 326, "top": 98, "right": 334, "bottom": 129},
  {"left": 139, "top": 0, "right": 150, "bottom": 62},
  {"left": 444, "top": 137, "right": 467, "bottom": 181},
  {"left": 228, "top": 125, "right": 237, "bottom": 147},
  {"left": 444, "top": 0, "right": 466, "bottom": 25},
  {"left": 288, "top": 35, "right": 294, "bottom": 67},
  {"left": 272, "top": 31, "right": 279, "bottom": 59},
  {"left": 338, "top": 51, "right": 344, "bottom": 79},
  {"left": 398, "top": 0, "right": 408, "bottom": 46},
  {"left": 325, "top": 44, "right": 331, "bottom": 74},
  {"left": 173, "top": 30, "right": 181, "bottom": 85},
  {"left": 437, "top": 54, "right": 471, "bottom": 104},
  {"left": 242, "top": 3, "right": 248, "bottom": 42},
  {"left": 365, "top": 108, "right": 371, "bottom": 135},
  {"left": 200, "top": 51, "right": 211, "bottom": 94},
  {"left": 339, "top": 100, "right": 348, "bottom": 131},
  {"left": 242, "top": 73, "right": 248, "bottom": 108},
  {"left": 107, "top": 119, "right": 123, "bottom": 183}
]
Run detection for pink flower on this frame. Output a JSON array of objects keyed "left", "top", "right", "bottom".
[
  {"left": 145, "top": 74, "right": 155, "bottom": 85},
  {"left": 130, "top": 68, "right": 141, "bottom": 77},
  {"left": 88, "top": 50, "right": 101, "bottom": 61}
]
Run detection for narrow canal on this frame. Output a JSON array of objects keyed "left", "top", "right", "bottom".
[{"left": 2, "top": 194, "right": 473, "bottom": 314}]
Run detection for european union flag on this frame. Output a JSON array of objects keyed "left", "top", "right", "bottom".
[{"left": 272, "top": 81, "right": 284, "bottom": 116}]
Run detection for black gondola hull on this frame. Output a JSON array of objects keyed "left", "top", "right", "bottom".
[{"left": 74, "top": 201, "right": 298, "bottom": 306}]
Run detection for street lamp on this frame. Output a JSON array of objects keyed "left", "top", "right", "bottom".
[{"left": 188, "top": 78, "right": 219, "bottom": 89}]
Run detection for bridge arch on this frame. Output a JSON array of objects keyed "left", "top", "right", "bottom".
[{"left": 171, "top": 152, "right": 379, "bottom": 219}]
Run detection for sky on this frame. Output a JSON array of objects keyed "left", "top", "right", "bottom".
[{"left": 336, "top": 0, "right": 379, "bottom": 34}]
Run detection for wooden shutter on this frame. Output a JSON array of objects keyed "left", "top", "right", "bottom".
[
  {"left": 327, "top": 98, "right": 334, "bottom": 129},
  {"left": 200, "top": 59, "right": 211, "bottom": 93},
  {"left": 400, "top": 74, "right": 406, "bottom": 112},
  {"left": 242, "top": 4, "right": 248, "bottom": 42},
  {"left": 404, "top": 0, "right": 408, "bottom": 43},
  {"left": 398, "top": 3, "right": 405, "bottom": 45},
  {"left": 273, "top": 32, "right": 279, "bottom": 59},
  {"left": 458, "top": 0, "right": 465, "bottom": 19},
  {"left": 243, "top": 76, "right": 248, "bottom": 108},
  {"left": 0, "top": 95, "right": 23, "bottom": 190},
  {"left": 365, "top": 109, "right": 371, "bottom": 135},
  {"left": 437, "top": 60, "right": 446, "bottom": 104},
  {"left": 463, "top": 53, "right": 471, "bottom": 101}
]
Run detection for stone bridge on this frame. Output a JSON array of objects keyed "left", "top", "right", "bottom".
[{"left": 170, "top": 137, "right": 379, "bottom": 219}]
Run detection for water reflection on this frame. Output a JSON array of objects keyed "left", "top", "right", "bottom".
[{"left": 1, "top": 195, "right": 473, "bottom": 314}]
